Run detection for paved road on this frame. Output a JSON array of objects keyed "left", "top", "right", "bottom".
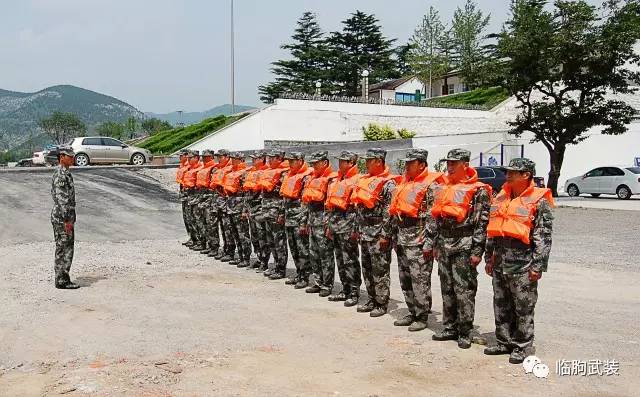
[{"left": 557, "top": 195, "right": 640, "bottom": 211}]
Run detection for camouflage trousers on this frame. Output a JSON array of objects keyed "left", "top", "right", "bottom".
[
  {"left": 222, "top": 213, "right": 235, "bottom": 256},
  {"left": 437, "top": 249, "right": 478, "bottom": 337},
  {"left": 331, "top": 232, "right": 361, "bottom": 297},
  {"left": 265, "top": 218, "right": 287, "bottom": 274},
  {"left": 192, "top": 198, "right": 208, "bottom": 245},
  {"left": 249, "top": 217, "right": 266, "bottom": 263},
  {"left": 183, "top": 194, "right": 199, "bottom": 244},
  {"left": 309, "top": 224, "right": 335, "bottom": 291},
  {"left": 230, "top": 213, "right": 252, "bottom": 262},
  {"left": 52, "top": 221, "right": 74, "bottom": 283},
  {"left": 360, "top": 239, "right": 392, "bottom": 307},
  {"left": 396, "top": 244, "right": 433, "bottom": 320},
  {"left": 254, "top": 217, "right": 271, "bottom": 266},
  {"left": 492, "top": 268, "right": 538, "bottom": 350},
  {"left": 203, "top": 202, "right": 221, "bottom": 253},
  {"left": 285, "top": 226, "right": 310, "bottom": 282},
  {"left": 181, "top": 199, "right": 193, "bottom": 240}
]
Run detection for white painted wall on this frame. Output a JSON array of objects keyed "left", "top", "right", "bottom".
[{"left": 395, "top": 78, "right": 425, "bottom": 95}]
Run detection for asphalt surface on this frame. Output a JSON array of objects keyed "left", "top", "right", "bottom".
[{"left": 0, "top": 167, "right": 638, "bottom": 396}]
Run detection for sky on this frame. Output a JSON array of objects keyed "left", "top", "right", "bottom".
[{"left": 0, "top": 0, "right": 565, "bottom": 113}]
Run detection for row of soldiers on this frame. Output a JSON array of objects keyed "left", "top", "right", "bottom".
[{"left": 176, "top": 147, "right": 554, "bottom": 364}]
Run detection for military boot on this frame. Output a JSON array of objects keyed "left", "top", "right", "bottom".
[
  {"left": 457, "top": 335, "right": 472, "bottom": 349},
  {"left": 318, "top": 288, "right": 332, "bottom": 298},
  {"left": 357, "top": 299, "right": 375, "bottom": 313},
  {"left": 294, "top": 279, "right": 308, "bottom": 289},
  {"left": 182, "top": 240, "right": 193, "bottom": 246},
  {"left": 509, "top": 348, "right": 526, "bottom": 364},
  {"left": 263, "top": 268, "right": 273, "bottom": 277},
  {"left": 432, "top": 330, "right": 459, "bottom": 341},
  {"left": 237, "top": 260, "right": 250, "bottom": 268},
  {"left": 484, "top": 345, "right": 512, "bottom": 356},
  {"left": 191, "top": 244, "right": 205, "bottom": 251},
  {"left": 305, "top": 285, "right": 321, "bottom": 294},
  {"left": 220, "top": 255, "right": 233, "bottom": 262},
  {"left": 229, "top": 258, "right": 240, "bottom": 265},
  {"left": 344, "top": 294, "right": 359, "bottom": 307},
  {"left": 269, "top": 272, "right": 285, "bottom": 280},
  {"left": 408, "top": 317, "right": 428, "bottom": 332},
  {"left": 285, "top": 277, "right": 297, "bottom": 285},
  {"left": 394, "top": 314, "right": 415, "bottom": 327},
  {"left": 369, "top": 305, "right": 387, "bottom": 318},
  {"left": 328, "top": 291, "right": 347, "bottom": 302}
]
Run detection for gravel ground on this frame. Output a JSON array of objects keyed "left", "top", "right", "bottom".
[{"left": 0, "top": 168, "right": 638, "bottom": 396}]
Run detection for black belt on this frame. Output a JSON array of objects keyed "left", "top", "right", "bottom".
[
  {"left": 440, "top": 225, "right": 474, "bottom": 238},
  {"left": 361, "top": 216, "right": 383, "bottom": 226},
  {"left": 496, "top": 237, "right": 529, "bottom": 249},
  {"left": 262, "top": 191, "right": 280, "bottom": 198},
  {"left": 398, "top": 217, "right": 423, "bottom": 228},
  {"left": 308, "top": 202, "right": 324, "bottom": 211}
]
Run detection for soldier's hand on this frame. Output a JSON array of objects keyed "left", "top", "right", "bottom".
[
  {"left": 299, "top": 225, "right": 309, "bottom": 236},
  {"left": 379, "top": 238, "right": 390, "bottom": 250},
  {"left": 325, "top": 228, "right": 333, "bottom": 240},
  {"left": 470, "top": 255, "right": 481, "bottom": 267},
  {"left": 528, "top": 269, "right": 542, "bottom": 282},
  {"left": 349, "top": 231, "right": 360, "bottom": 242},
  {"left": 241, "top": 212, "right": 249, "bottom": 220},
  {"left": 423, "top": 249, "right": 434, "bottom": 261},
  {"left": 485, "top": 255, "right": 494, "bottom": 276},
  {"left": 277, "top": 215, "right": 285, "bottom": 225},
  {"left": 433, "top": 249, "right": 441, "bottom": 261},
  {"left": 64, "top": 221, "right": 74, "bottom": 235}
]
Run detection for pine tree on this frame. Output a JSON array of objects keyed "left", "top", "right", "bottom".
[
  {"left": 409, "top": 6, "right": 447, "bottom": 98},
  {"left": 326, "top": 11, "right": 397, "bottom": 97},
  {"left": 258, "top": 12, "right": 329, "bottom": 103},
  {"left": 451, "top": 0, "right": 491, "bottom": 89}
]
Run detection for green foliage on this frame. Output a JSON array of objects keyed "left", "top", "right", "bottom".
[
  {"left": 141, "top": 118, "right": 173, "bottom": 135},
  {"left": 394, "top": 158, "right": 406, "bottom": 174},
  {"left": 426, "top": 87, "right": 509, "bottom": 109},
  {"left": 96, "top": 121, "right": 126, "bottom": 140},
  {"left": 397, "top": 128, "right": 416, "bottom": 139},
  {"left": 138, "top": 113, "right": 249, "bottom": 154},
  {"left": 497, "top": 0, "right": 640, "bottom": 195},
  {"left": 409, "top": 6, "right": 449, "bottom": 94},
  {"left": 362, "top": 123, "right": 396, "bottom": 141},
  {"left": 37, "top": 111, "right": 87, "bottom": 144},
  {"left": 125, "top": 117, "right": 137, "bottom": 139},
  {"left": 356, "top": 158, "right": 367, "bottom": 174},
  {"left": 451, "top": 0, "right": 491, "bottom": 89}
]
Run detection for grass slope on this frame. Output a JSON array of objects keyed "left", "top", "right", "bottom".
[
  {"left": 426, "top": 87, "right": 509, "bottom": 109},
  {"left": 139, "top": 113, "right": 249, "bottom": 154}
]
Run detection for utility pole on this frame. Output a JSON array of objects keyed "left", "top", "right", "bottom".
[{"left": 230, "top": 0, "right": 235, "bottom": 115}]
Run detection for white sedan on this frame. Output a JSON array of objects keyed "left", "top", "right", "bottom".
[{"left": 564, "top": 166, "right": 640, "bottom": 200}]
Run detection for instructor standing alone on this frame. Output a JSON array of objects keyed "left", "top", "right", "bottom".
[{"left": 51, "top": 146, "right": 79, "bottom": 289}]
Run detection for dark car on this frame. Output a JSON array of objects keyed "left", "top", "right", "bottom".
[
  {"left": 15, "top": 158, "right": 34, "bottom": 167},
  {"left": 476, "top": 166, "right": 507, "bottom": 194}
]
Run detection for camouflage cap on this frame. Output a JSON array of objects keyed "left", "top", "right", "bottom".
[
  {"left": 249, "top": 150, "right": 267, "bottom": 159},
  {"left": 334, "top": 150, "right": 358, "bottom": 162},
  {"left": 188, "top": 150, "right": 200, "bottom": 157},
  {"left": 201, "top": 149, "right": 214, "bottom": 157},
  {"left": 230, "top": 151, "right": 246, "bottom": 159},
  {"left": 444, "top": 148, "right": 471, "bottom": 162},
  {"left": 502, "top": 157, "right": 536, "bottom": 175},
  {"left": 266, "top": 149, "right": 285, "bottom": 158},
  {"left": 216, "top": 149, "right": 230, "bottom": 157},
  {"left": 308, "top": 150, "right": 329, "bottom": 163},
  {"left": 401, "top": 148, "right": 429, "bottom": 162},
  {"left": 178, "top": 149, "right": 189, "bottom": 156},
  {"left": 284, "top": 151, "right": 305, "bottom": 160},
  {"left": 57, "top": 145, "right": 75, "bottom": 157},
  {"left": 361, "top": 148, "right": 387, "bottom": 160}
]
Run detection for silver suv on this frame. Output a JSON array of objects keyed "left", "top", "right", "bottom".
[{"left": 69, "top": 137, "right": 153, "bottom": 166}]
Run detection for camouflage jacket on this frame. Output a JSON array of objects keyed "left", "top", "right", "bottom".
[
  {"left": 355, "top": 180, "right": 397, "bottom": 242},
  {"left": 51, "top": 165, "right": 76, "bottom": 223},
  {"left": 283, "top": 174, "right": 311, "bottom": 228},
  {"left": 261, "top": 172, "right": 286, "bottom": 221},
  {"left": 484, "top": 198, "right": 554, "bottom": 274},
  {"left": 423, "top": 186, "right": 491, "bottom": 258}
]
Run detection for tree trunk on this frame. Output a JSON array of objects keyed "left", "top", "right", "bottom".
[
  {"left": 546, "top": 143, "right": 566, "bottom": 197},
  {"left": 443, "top": 76, "right": 449, "bottom": 95}
]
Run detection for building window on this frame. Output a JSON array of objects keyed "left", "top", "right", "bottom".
[
  {"left": 395, "top": 92, "right": 416, "bottom": 102},
  {"left": 448, "top": 84, "right": 455, "bottom": 95}
]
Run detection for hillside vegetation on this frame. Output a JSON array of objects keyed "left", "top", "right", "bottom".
[{"left": 425, "top": 87, "right": 509, "bottom": 109}]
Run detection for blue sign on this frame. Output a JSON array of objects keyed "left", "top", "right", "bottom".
[
  {"left": 488, "top": 156, "right": 498, "bottom": 166},
  {"left": 635, "top": 157, "right": 640, "bottom": 167}
]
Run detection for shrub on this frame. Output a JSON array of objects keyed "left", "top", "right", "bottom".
[
  {"left": 362, "top": 123, "right": 396, "bottom": 141},
  {"left": 397, "top": 128, "right": 416, "bottom": 139}
]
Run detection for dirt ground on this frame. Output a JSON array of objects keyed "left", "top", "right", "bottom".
[{"left": 0, "top": 167, "right": 638, "bottom": 397}]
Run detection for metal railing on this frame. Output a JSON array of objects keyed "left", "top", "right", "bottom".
[{"left": 277, "top": 92, "right": 490, "bottom": 111}]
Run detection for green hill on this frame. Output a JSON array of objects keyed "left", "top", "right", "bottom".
[
  {"left": 425, "top": 87, "right": 510, "bottom": 109},
  {"left": 146, "top": 104, "right": 256, "bottom": 126},
  {"left": 138, "top": 113, "right": 249, "bottom": 155},
  {"left": 0, "top": 85, "right": 143, "bottom": 150}
]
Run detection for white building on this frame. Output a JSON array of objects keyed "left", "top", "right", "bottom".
[{"left": 368, "top": 72, "right": 469, "bottom": 102}]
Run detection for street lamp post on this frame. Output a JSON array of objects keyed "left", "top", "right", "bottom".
[
  {"left": 230, "top": 0, "right": 235, "bottom": 115},
  {"left": 315, "top": 81, "right": 322, "bottom": 96},
  {"left": 361, "top": 70, "right": 370, "bottom": 103}
]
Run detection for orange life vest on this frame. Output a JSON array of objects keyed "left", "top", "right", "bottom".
[
  {"left": 302, "top": 166, "right": 337, "bottom": 204},
  {"left": 176, "top": 159, "right": 189, "bottom": 185},
  {"left": 389, "top": 168, "right": 444, "bottom": 218},
  {"left": 487, "top": 183, "right": 554, "bottom": 245},
  {"left": 350, "top": 166, "right": 401, "bottom": 209},
  {"left": 258, "top": 164, "right": 289, "bottom": 192},
  {"left": 431, "top": 167, "right": 491, "bottom": 223},
  {"left": 209, "top": 160, "right": 232, "bottom": 189},
  {"left": 280, "top": 163, "right": 312, "bottom": 199},
  {"left": 195, "top": 159, "right": 217, "bottom": 188},
  {"left": 325, "top": 165, "right": 360, "bottom": 211},
  {"left": 183, "top": 161, "right": 204, "bottom": 188},
  {"left": 242, "top": 164, "right": 268, "bottom": 192},
  {"left": 223, "top": 163, "right": 248, "bottom": 194}
]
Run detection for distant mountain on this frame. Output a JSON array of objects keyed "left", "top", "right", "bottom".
[
  {"left": 146, "top": 104, "right": 256, "bottom": 126},
  {"left": 0, "top": 85, "right": 143, "bottom": 150}
]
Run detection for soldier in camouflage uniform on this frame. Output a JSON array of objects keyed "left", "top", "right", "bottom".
[
  {"left": 51, "top": 146, "right": 80, "bottom": 289},
  {"left": 184, "top": 151, "right": 205, "bottom": 250},
  {"left": 261, "top": 150, "right": 289, "bottom": 280},
  {"left": 280, "top": 152, "right": 313, "bottom": 288},
  {"left": 213, "top": 150, "right": 235, "bottom": 262},
  {"left": 351, "top": 148, "right": 398, "bottom": 317},
  {"left": 325, "top": 150, "right": 362, "bottom": 307},
  {"left": 390, "top": 149, "right": 444, "bottom": 331},
  {"left": 302, "top": 151, "right": 337, "bottom": 297},
  {"left": 194, "top": 150, "right": 217, "bottom": 255},
  {"left": 203, "top": 150, "right": 230, "bottom": 259},
  {"left": 483, "top": 158, "right": 554, "bottom": 364},
  {"left": 244, "top": 151, "right": 269, "bottom": 270},
  {"left": 176, "top": 149, "right": 194, "bottom": 247},
  {"left": 424, "top": 148, "right": 491, "bottom": 349},
  {"left": 224, "top": 152, "right": 252, "bottom": 267}
]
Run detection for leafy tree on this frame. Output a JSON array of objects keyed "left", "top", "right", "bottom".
[
  {"left": 393, "top": 43, "right": 415, "bottom": 77},
  {"left": 37, "top": 112, "right": 87, "bottom": 144},
  {"left": 327, "top": 11, "right": 397, "bottom": 96},
  {"left": 96, "top": 121, "right": 125, "bottom": 140},
  {"left": 497, "top": 0, "right": 640, "bottom": 195},
  {"left": 451, "top": 0, "right": 491, "bottom": 89},
  {"left": 409, "top": 6, "right": 447, "bottom": 98},
  {"left": 125, "top": 117, "right": 137, "bottom": 139},
  {"left": 258, "top": 12, "right": 329, "bottom": 103},
  {"left": 435, "top": 28, "right": 457, "bottom": 95},
  {"left": 141, "top": 118, "right": 173, "bottom": 135}
]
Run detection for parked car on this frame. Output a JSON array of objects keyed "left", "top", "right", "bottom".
[
  {"left": 476, "top": 166, "right": 507, "bottom": 194},
  {"left": 564, "top": 166, "right": 640, "bottom": 200},
  {"left": 31, "top": 151, "right": 47, "bottom": 166},
  {"left": 69, "top": 137, "right": 153, "bottom": 166},
  {"left": 15, "top": 158, "right": 33, "bottom": 167}
]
